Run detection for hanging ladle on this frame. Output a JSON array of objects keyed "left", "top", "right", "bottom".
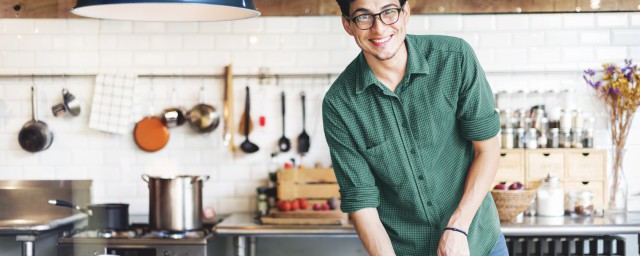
[
  {"left": 240, "top": 86, "right": 259, "bottom": 153},
  {"left": 277, "top": 91, "right": 291, "bottom": 152},
  {"left": 297, "top": 92, "right": 310, "bottom": 155}
]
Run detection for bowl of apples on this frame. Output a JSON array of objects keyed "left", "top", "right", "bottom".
[{"left": 491, "top": 182, "right": 536, "bottom": 222}]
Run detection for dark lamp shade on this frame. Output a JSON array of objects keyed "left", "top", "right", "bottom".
[{"left": 72, "top": 0, "right": 260, "bottom": 22}]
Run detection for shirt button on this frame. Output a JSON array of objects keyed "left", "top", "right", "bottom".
[
  {"left": 411, "top": 148, "right": 417, "bottom": 154},
  {"left": 418, "top": 175, "right": 424, "bottom": 180},
  {"left": 427, "top": 201, "right": 433, "bottom": 206},
  {"left": 402, "top": 122, "right": 408, "bottom": 128}
]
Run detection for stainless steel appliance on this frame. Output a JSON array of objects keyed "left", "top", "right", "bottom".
[
  {"left": 142, "top": 175, "right": 209, "bottom": 231},
  {"left": 0, "top": 180, "right": 91, "bottom": 256},
  {"left": 57, "top": 219, "right": 222, "bottom": 256}
]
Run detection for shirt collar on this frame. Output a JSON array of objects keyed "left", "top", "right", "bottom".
[{"left": 355, "top": 35, "right": 431, "bottom": 95}]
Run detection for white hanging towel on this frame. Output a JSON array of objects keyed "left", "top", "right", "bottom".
[{"left": 89, "top": 73, "right": 137, "bottom": 134}]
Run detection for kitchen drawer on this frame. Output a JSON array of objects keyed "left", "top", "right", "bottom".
[
  {"left": 495, "top": 150, "right": 525, "bottom": 183},
  {"left": 566, "top": 150, "right": 606, "bottom": 181},
  {"left": 565, "top": 181, "right": 605, "bottom": 211},
  {"left": 527, "top": 150, "right": 565, "bottom": 182}
]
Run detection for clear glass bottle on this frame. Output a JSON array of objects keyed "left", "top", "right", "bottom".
[
  {"left": 515, "top": 109, "right": 527, "bottom": 129},
  {"left": 495, "top": 91, "right": 511, "bottom": 110},
  {"left": 537, "top": 173, "right": 565, "bottom": 217},
  {"left": 513, "top": 90, "right": 528, "bottom": 110},
  {"left": 500, "top": 109, "right": 512, "bottom": 129},
  {"left": 572, "top": 109, "right": 584, "bottom": 129},
  {"left": 502, "top": 128, "right": 514, "bottom": 149},
  {"left": 560, "top": 110, "right": 572, "bottom": 130}
]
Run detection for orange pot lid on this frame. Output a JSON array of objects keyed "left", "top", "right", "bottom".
[{"left": 134, "top": 117, "right": 170, "bottom": 152}]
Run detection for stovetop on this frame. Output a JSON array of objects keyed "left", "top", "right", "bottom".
[{"left": 58, "top": 217, "right": 224, "bottom": 245}]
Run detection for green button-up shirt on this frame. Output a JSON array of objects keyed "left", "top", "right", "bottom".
[{"left": 322, "top": 34, "right": 501, "bottom": 255}]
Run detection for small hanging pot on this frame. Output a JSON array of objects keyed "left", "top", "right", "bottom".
[{"left": 51, "top": 88, "right": 81, "bottom": 117}]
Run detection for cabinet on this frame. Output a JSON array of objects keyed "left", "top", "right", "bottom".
[{"left": 494, "top": 148, "right": 607, "bottom": 212}]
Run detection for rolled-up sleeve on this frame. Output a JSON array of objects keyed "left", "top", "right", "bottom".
[
  {"left": 456, "top": 41, "right": 500, "bottom": 141},
  {"left": 322, "top": 98, "right": 379, "bottom": 213}
]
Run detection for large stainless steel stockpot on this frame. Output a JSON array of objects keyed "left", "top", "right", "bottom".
[{"left": 142, "top": 174, "right": 209, "bottom": 231}]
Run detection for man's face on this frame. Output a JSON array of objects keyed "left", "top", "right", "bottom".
[{"left": 342, "top": 0, "right": 410, "bottom": 62}]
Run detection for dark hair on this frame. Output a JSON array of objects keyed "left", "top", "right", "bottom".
[{"left": 336, "top": 0, "right": 407, "bottom": 17}]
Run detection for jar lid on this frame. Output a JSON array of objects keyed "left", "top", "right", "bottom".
[{"left": 544, "top": 173, "right": 560, "bottom": 183}]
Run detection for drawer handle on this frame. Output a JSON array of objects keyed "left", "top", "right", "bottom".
[
  {"left": 500, "top": 153, "right": 507, "bottom": 157},
  {"left": 582, "top": 181, "right": 590, "bottom": 185},
  {"left": 542, "top": 153, "right": 550, "bottom": 157},
  {"left": 582, "top": 153, "right": 590, "bottom": 156}
]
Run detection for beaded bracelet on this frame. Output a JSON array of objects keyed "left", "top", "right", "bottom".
[{"left": 443, "top": 227, "right": 468, "bottom": 237}]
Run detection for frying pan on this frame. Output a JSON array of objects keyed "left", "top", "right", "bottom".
[
  {"left": 133, "top": 82, "right": 169, "bottom": 152},
  {"left": 18, "top": 86, "right": 53, "bottom": 153},
  {"left": 134, "top": 116, "right": 169, "bottom": 152}
]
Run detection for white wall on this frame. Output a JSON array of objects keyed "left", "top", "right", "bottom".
[{"left": 0, "top": 12, "right": 639, "bottom": 216}]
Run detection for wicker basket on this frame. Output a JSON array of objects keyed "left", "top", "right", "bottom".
[{"left": 491, "top": 189, "right": 536, "bottom": 222}]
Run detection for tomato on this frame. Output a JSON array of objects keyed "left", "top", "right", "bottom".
[
  {"left": 290, "top": 200, "right": 300, "bottom": 211},
  {"left": 297, "top": 198, "right": 309, "bottom": 210}
]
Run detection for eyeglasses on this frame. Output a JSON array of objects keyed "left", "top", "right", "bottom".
[{"left": 348, "top": 5, "right": 403, "bottom": 30}]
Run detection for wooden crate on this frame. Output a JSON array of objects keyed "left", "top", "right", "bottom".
[
  {"left": 277, "top": 167, "right": 341, "bottom": 206},
  {"left": 264, "top": 167, "right": 347, "bottom": 225}
]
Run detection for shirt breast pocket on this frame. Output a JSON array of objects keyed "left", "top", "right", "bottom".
[{"left": 363, "top": 140, "right": 405, "bottom": 189}]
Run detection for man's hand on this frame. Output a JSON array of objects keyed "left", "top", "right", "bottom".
[{"left": 437, "top": 230, "right": 470, "bottom": 256}]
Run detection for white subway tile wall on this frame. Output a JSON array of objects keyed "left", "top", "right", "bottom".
[{"left": 0, "top": 13, "right": 639, "bottom": 214}]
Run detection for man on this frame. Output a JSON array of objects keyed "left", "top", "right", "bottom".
[{"left": 322, "top": 0, "right": 508, "bottom": 255}]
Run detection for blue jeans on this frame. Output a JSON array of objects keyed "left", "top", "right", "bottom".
[{"left": 488, "top": 232, "right": 508, "bottom": 256}]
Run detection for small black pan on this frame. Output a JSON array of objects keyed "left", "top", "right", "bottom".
[{"left": 18, "top": 86, "right": 53, "bottom": 153}]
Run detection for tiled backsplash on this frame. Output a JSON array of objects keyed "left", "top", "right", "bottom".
[{"left": 0, "top": 12, "right": 639, "bottom": 214}]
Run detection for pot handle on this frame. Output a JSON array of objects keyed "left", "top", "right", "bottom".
[
  {"left": 48, "top": 199, "right": 93, "bottom": 216},
  {"left": 141, "top": 174, "right": 150, "bottom": 183},
  {"left": 193, "top": 175, "right": 210, "bottom": 184},
  {"left": 48, "top": 199, "right": 74, "bottom": 208}
]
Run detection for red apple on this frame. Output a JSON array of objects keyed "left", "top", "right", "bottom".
[
  {"left": 321, "top": 204, "right": 330, "bottom": 211},
  {"left": 493, "top": 182, "right": 508, "bottom": 190},
  {"left": 508, "top": 182, "right": 524, "bottom": 190},
  {"left": 313, "top": 203, "right": 322, "bottom": 211}
]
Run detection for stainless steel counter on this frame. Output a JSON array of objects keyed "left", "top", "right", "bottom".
[
  {"left": 215, "top": 213, "right": 640, "bottom": 256},
  {"left": 0, "top": 213, "right": 87, "bottom": 234}
]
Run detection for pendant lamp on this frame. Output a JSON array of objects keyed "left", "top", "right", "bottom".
[{"left": 72, "top": 0, "right": 260, "bottom": 22}]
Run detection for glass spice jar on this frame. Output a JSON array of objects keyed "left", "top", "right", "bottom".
[
  {"left": 582, "top": 128, "right": 594, "bottom": 148},
  {"left": 560, "top": 129, "right": 571, "bottom": 148},
  {"left": 569, "top": 191, "right": 595, "bottom": 216},
  {"left": 502, "top": 128, "right": 514, "bottom": 149},
  {"left": 516, "top": 128, "right": 526, "bottom": 148},
  {"left": 548, "top": 128, "right": 560, "bottom": 148},
  {"left": 538, "top": 129, "right": 548, "bottom": 148},
  {"left": 571, "top": 128, "right": 584, "bottom": 148},
  {"left": 525, "top": 128, "right": 538, "bottom": 149}
]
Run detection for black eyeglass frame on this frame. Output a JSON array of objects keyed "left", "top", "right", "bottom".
[{"left": 346, "top": 4, "right": 405, "bottom": 30}]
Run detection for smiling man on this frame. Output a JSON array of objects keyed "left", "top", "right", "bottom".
[{"left": 322, "top": 0, "right": 508, "bottom": 255}]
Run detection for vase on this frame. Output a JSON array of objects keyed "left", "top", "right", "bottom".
[{"left": 608, "top": 147, "right": 628, "bottom": 213}]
